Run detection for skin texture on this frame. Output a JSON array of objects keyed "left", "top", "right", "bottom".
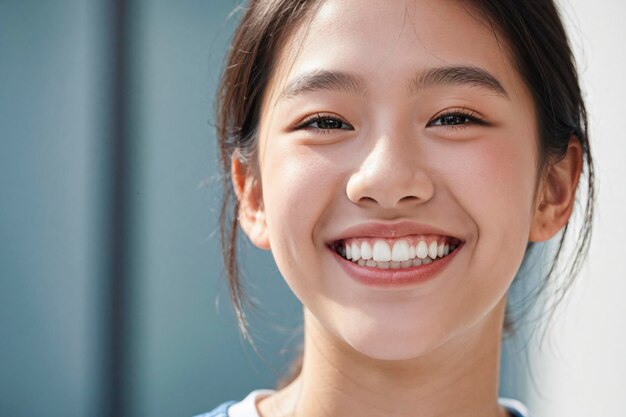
[{"left": 232, "top": 0, "right": 583, "bottom": 416}]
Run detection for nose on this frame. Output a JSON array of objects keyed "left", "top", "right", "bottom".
[{"left": 346, "top": 136, "right": 434, "bottom": 209}]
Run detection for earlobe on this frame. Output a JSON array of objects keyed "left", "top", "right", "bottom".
[
  {"left": 529, "top": 137, "right": 583, "bottom": 242},
  {"left": 231, "top": 154, "right": 271, "bottom": 250}
]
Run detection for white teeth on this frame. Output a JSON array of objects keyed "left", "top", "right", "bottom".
[
  {"left": 351, "top": 242, "right": 361, "bottom": 261},
  {"left": 391, "top": 239, "right": 410, "bottom": 262},
  {"left": 428, "top": 241, "right": 438, "bottom": 259},
  {"left": 361, "top": 241, "right": 373, "bottom": 260},
  {"left": 341, "top": 237, "right": 460, "bottom": 269},
  {"left": 372, "top": 240, "right": 392, "bottom": 262},
  {"left": 416, "top": 240, "right": 428, "bottom": 259}
]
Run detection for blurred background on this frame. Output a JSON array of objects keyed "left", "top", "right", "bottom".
[{"left": 0, "top": 1, "right": 624, "bottom": 417}]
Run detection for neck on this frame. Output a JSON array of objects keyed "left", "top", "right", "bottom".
[{"left": 259, "top": 297, "right": 510, "bottom": 417}]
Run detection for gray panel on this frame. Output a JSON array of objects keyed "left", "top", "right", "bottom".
[{"left": 0, "top": 1, "right": 106, "bottom": 416}]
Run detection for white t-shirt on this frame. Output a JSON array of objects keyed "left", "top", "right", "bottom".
[{"left": 227, "top": 389, "right": 533, "bottom": 417}]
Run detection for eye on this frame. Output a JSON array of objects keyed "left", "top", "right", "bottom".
[
  {"left": 428, "top": 109, "right": 486, "bottom": 129},
  {"left": 294, "top": 113, "right": 354, "bottom": 132}
]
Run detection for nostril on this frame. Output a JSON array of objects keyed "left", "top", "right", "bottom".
[
  {"left": 360, "top": 196, "right": 378, "bottom": 204},
  {"left": 399, "top": 196, "right": 420, "bottom": 203},
  {"left": 346, "top": 169, "right": 435, "bottom": 208}
]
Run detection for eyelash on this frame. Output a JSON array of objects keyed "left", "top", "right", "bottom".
[
  {"left": 293, "top": 109, "right": 486, "bottom": 133},
  {"left": 428, "top": 108, "right": 486, "bottom": 129},
  {"left": 293, "top": 113, "right": 354, "bottom": 133}
]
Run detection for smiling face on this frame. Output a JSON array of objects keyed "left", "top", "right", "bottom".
[{"left": 237, "top": 0, "right": 543, "bottom": 360}]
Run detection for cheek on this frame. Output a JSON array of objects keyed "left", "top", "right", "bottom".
[
  {"left": 440, "top": 133, "right": 538, "bottom": 285},
  {"left": 451, "top": 138, "right": 536, "bottom": 218},
  {"left": 478, "top": 138, "right": 536, "bottom": 234},
  {"left": 259, "top": 144, "right": 345, "bottom": 295}
]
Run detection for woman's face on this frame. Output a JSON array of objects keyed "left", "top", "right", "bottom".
[{"left": 248, "top": 0, "right": 539, "bottom": 360}]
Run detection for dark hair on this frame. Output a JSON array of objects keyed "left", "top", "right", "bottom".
[{"left": 215, "top": 0, "right": 595, "bottom": 387}]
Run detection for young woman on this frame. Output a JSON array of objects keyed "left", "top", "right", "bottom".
[{"left": 197, "top": 0, "right": 595, "bottom": 416}]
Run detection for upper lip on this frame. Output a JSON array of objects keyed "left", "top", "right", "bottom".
[{"left": 328, "top": 221, "right": 464, "bottom": 243}]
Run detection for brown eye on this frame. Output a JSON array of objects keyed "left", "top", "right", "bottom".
[
  {"left": 295, "top": 114, "right": 354, "bottom": 131},
  {"left": 428, "top": 110, "right": 486, "bottom": 129},
  {"left": 438, "top": 114, "right": 470, "bottom": 125},
  {"left": 314, "top": 117, "right": 345, "bottom": 129}
]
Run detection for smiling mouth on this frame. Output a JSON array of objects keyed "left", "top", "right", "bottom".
[{"left": 331, "top": 235, "right": 463, "bottom": 270}]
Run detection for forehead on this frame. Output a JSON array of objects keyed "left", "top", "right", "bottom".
[{"left": 266, "top": 0, "right": 526, "bottom": 103}]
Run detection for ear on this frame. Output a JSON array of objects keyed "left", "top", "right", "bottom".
[
  {"left": 529, "top": 137, "right": 583, "bottom": 242},
  {"left": 231, "top": 153, "right": 271, "bottom": 250}
]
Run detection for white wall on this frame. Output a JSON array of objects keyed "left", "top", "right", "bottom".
[{"left": 526, "top": 1, "right": 626, "bottom": 416}]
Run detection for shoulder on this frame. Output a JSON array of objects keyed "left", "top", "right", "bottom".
[
  {"left": 197, "top": 394, "right": 532, "bottom": 417},
  {"left": 193, "top": 389, "right": 275, "bottom": 417},
  {"left": 192, "top": 400, "right": 236, "bottom": 417},
  {"left": 498, "top": 397, "right": 533, "bottom": 417}
]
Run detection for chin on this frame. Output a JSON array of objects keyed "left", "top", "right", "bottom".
[{"left": 339, "top": 318, "right": 451, "bottom": 361}]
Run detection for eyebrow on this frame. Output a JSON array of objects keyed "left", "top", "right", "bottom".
[
  {"left": 279, "top": 69, "right": 367, "bottom": 100},
  {"left": 278, "top": 65, "right": 509, "bottom": 100},
  {"left": 409, "top": 65, "right": 510, "bottom": 99}
]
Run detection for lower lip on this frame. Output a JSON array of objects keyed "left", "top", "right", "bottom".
[{"left": 331, "top": 244, "right": 462, "bottom": 288}]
